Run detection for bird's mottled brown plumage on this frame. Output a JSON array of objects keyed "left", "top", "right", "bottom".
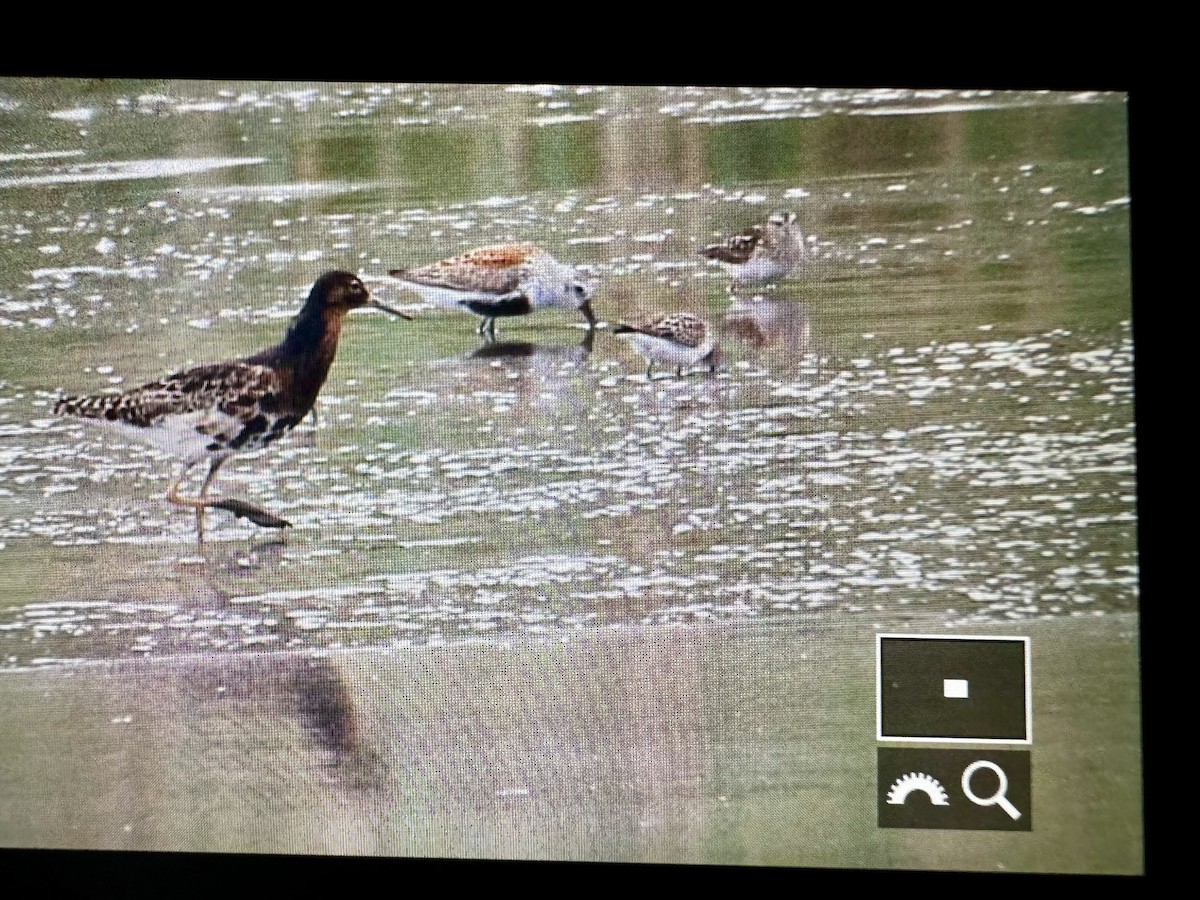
[
  {"left": 700, "top": 211, "right": 807, "bottom": 282},
  {"left": 388, "top": 242, "right": 595, "bottom": 337},
  {"left": 702, "top": 228, "right": 765, "bottom": 266},
  {"left": 390, "top": 243, "right": 541, "bottom": 293},
  {"left": 613, "top": 312, "right": 717, "bottom": 379},
  {"left": 55, "top": 362, "right": 291, "bottom": 452},
  {"left": 616, "top": 313, "right": 709, "bottom": 348},
  {"left": 54, "top": 271, "right": 409, "bottom": 535}
]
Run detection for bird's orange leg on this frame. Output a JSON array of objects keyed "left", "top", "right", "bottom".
[
  {"left": 167, "top": 457, "right": 290, "bottom": 535},
  {"left": 167, "top": 457, "right": 226, "bottom": 542}
]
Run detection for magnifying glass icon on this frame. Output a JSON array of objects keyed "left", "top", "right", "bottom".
[{"left": 962, "top": 760, "right": 1021, "bottom": 820}]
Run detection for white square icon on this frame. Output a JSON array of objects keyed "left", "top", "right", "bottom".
[{"left": 944, "top": 679, "right": 969, "bottom": 699}]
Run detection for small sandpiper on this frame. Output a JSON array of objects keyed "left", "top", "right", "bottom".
[
  {"left": 389, "top": 243, "right": 595, "bottom": 338},
  {"left": 613, "top": 313, "right": 718, "bottom": 379},
  {"left": 700, "top": 211, "right": 808, "bottom": 284},
  {"left": 54, "top": 271, "right": 411, "bottom": 538}
]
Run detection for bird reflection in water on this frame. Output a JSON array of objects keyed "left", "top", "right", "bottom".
[
  {"left": 451, "top": 329, "right": 597, "bottom": 419},
  {"left": 467, "top": 327, "right": 595, "bottom": 361},
  {"left": 723, "top": 293, "right": 811, "bottom": 355},
  {"left": 290, "top": 655, "right": 383, "bottom": 788}
]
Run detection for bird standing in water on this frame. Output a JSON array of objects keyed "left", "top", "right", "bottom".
[
  {"left": 389, "top": 243, "right": 595, "bottom": 338},
  {"left": 54, "top": 271, "right": 411, "bottom": 539},
  {"left": 613, "top": 313, "right": 718, "bottom": 379},
  {"left": 700, "top": 211, "right": 808, "bottom": 284}
]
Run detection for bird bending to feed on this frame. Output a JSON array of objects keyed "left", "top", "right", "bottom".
[
  {"left": 613, "top": 313, "right": 718, "bottom": 379},
  {"left": 700, "top": 211, "right": 808, "bottom": 283},
  {"left": 389, "top": 243, "right": 595, "bottom": 338},
  {"left": 54, "top": 271, "right": 411, "bottom": 539}
]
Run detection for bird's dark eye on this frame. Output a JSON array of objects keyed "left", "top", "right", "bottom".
[{"left": 573, "top": 284, "right": 587, "bottom": 297}]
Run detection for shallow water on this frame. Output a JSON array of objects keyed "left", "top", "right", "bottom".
[{"left": 0, "top": 82, "right": 1134, "bottom": 668}]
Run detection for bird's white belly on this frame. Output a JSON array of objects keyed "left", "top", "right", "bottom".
[
  {"left": 730, "top": 257, "right": 785, "bottom": 282},
  {"left": 520, "top": 277, "right": 567, "bottom": 309},
  {"left": 83, "top": 409, "right": 244, "bottom": 466},
  {"left": 624, "top": 333, "right": 714, "bottom": 368}
]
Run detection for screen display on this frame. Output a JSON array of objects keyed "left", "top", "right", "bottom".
[{"left": 0, "top": 81, "right": 1139, "bottom": 873}]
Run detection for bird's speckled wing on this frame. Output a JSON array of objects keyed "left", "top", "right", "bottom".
[
  {"left": 390, "top": 243, "right": 541, "bottom": 294},
  {"left": 631, "top": 314, "right": 708, "bottom": 348},
  {"left": 55, "top": 362, "right": 283, "bottom": 429},
  {"left": 700, "top": 226, "right": 765, "bottom": 265}
]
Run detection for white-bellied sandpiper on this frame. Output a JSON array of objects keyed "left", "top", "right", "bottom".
[{"left": 389, "top": 243, "right": 595, "bottom": 338}]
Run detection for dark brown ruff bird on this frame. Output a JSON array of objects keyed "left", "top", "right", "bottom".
[{"left": 54, "top": 271, "right": 411, "bottom": 538}]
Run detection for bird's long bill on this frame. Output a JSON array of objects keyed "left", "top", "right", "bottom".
[{"left": 369, "top": 298, "right": 414, "bottom": 320}]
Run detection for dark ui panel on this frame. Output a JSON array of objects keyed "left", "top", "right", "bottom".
[
  {"left": 878, "top": 748, "right": 1032, "bottom": 832},
  {"left": 876, "top": 635, "right": 1033, "bottom": 832},
  {"left": 878, "top": 636, "right": 1029, "bottom": 742}
]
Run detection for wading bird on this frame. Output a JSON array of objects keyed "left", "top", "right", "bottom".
[{"left": 54, "top": 271, "right": 411, "bottom": 538}]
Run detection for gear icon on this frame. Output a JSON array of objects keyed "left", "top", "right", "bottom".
[{"left": 886, "top": 772, "right": 950, "bottom": 806}]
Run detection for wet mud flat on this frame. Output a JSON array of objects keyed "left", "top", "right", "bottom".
[{"left": 0, "top": 611, "right": 1141, "bottom": 873}]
